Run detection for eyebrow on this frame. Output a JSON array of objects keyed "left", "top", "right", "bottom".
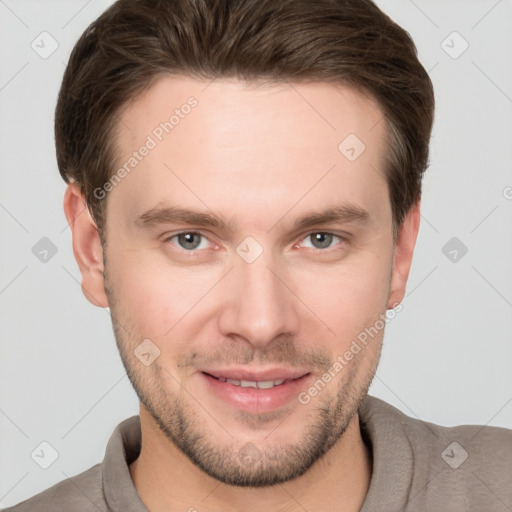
[{"left": 135, "top": 203, "right": 371, "bottom": 233}]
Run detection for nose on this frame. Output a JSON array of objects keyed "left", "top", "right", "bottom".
[{"left": 217, "top": 250, "right": 300, "bottom": 349}]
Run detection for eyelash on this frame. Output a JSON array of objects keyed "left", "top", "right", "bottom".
[{"left": 163, "top": 231, "right": 347, "bottom": 254}]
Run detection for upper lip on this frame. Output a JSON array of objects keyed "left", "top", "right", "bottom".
[{"left": 202, "top": 367, "right": 311, "bottom": 382}]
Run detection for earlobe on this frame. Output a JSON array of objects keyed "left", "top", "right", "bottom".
[
  {"left": 387, "top": 201, "right": 421, "bottom": 309},
  {"left": 63, "top": 183, "right": 109, "bottom": 308}
]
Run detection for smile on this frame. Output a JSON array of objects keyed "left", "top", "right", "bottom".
[{"left": 199, "top": 369, "right": 313, "bottom": 414}]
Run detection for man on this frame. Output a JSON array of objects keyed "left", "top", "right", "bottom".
[{"left": 4, "top": 0, "right": 511, "bottom": 511}]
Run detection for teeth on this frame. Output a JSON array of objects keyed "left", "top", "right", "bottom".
[
  {"left": 241, "top": 380, "right": 258, "bottom": 388},
  {"left": 256, "top": 381, "right": 274, "bottom": 389},
  {"left": 220, "top": 378, "right": 286, "bottom": 389}
]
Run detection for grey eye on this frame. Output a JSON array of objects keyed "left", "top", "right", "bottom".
[
  {"left": 176, "top": 232, "right": 203, "bottom": 250},
  {"left": 309, "top": 232, "right": 334, "bottom": 249}
]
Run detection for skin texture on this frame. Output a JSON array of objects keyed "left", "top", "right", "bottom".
[{"left": 64, "top": 76, "right": 420, "bottom": 512}]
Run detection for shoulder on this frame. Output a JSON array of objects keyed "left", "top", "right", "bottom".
[
  {"left": 361, "top": 394, "right": 512, "bottom": 461},
  {"left": 380, "top": 396, "right": 512, "bottom": 467},
  {"left": 360, "top": 395, "right": 512, "bottom": 509},
  {"left": 402, "top": 404, "right": 512, "bottom": 509},
  {"left": 1, "top": 464, "right": 106, "bottom": 512}
]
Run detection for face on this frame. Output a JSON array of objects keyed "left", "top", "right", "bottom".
[{"left": 68, "top": 76, "right": 419, "bottom": 487}]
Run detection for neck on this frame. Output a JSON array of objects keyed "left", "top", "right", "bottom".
[{"left": 130, "top": 406, "right": 372, "bottom": 512}]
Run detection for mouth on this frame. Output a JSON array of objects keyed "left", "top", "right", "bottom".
[{"left": 199, "top": 368, "right": 313, "bottom": 414}]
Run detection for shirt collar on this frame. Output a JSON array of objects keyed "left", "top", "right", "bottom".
[
  {"left": 102, "top": 415, "right": 147, "bottom": 512},
  {"left": 359, "top": 394, "right": 415, "bottom": 511}
]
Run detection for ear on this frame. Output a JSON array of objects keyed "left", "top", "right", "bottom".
[
  {"left": 63, "top": 183, "right": 109, "bottom": 308},
  {"left": 387, "top": 201, "right": 421, "bottom": 309}
]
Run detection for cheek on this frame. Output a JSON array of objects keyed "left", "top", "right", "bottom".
[
  {"left": 294, "top": 252, "right": 392, "bottom": 341},
  {"left": 106, "top": 248, "right": 218, "bottom": 338}
]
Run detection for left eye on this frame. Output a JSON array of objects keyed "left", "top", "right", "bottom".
[
  {"left": 299, "top": 232, "right": 342, "bottom": 250},
  {"left": 168, "top": 232, "right": 211, "bottom": 251}
]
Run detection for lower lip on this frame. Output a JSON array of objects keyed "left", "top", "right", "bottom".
[{"left": 200, "top": 372, "right": 312, "bottom": 414}]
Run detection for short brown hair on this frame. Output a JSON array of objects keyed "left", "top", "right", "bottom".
[{"left": 55, "top": 0, "right": 434, "bottom": 238}]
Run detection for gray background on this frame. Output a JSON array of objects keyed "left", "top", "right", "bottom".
[{"left": 1, "top": 0, "right": 511, "bottom": 507}]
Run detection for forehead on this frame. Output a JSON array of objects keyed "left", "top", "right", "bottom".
[
  {"left": 109, "top": 76, "right": 390, "bottom": 231},
  {"left": 118, "top": 75, "right": 385, "bottom": 149}
]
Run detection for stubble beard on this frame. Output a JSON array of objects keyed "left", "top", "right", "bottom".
[{"left": 104, "top": 268, "right": 382, "bottom": 487}]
